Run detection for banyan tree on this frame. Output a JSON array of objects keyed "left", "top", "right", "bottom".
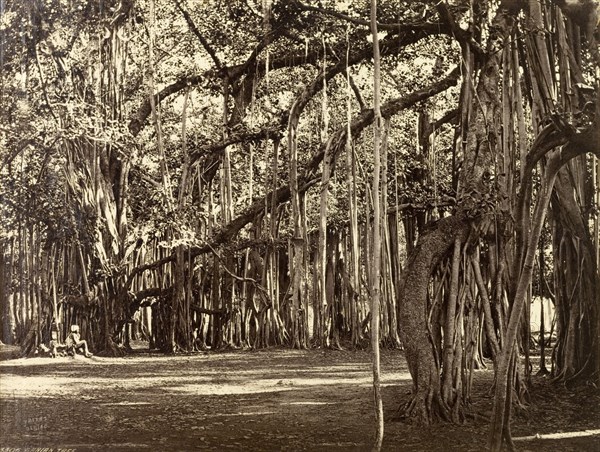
[{"left": 0, "top": 0, "right": 598, "bottom": 450}]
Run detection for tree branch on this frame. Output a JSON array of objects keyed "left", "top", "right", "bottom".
[
  {"left": 126, "top": 67, "right": 460, "bottom": 285},
  {"left": 294, "top": 0, "right": 445, "bottom": 33},
  {"left": 128, "top": 19, "right": 446, "bottom": 138},
  {"left": 128, "top": 74, "right": 204, "bottom": 136},
  {"left": 175, "top": 1, "right": 223, "bottom": 70},
  {"left": 348, "top": 74, "right": 367, "bottom": 110},
  {"left": 189, "top": 125, "right": 284, "bottom": 164}
]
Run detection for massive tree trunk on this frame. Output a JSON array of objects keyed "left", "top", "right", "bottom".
[
  {"left": 398, "top": 214, "right": 469, "bottom": 422},
  {"left": 550, "top": 164, "right": 599, "bottom": 383},
  {"left": 398, "top": 4, "right": 513, "bottom": 423}
]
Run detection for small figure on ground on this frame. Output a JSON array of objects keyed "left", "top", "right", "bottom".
[
  {"left": 66, "top": 325, "right": 93, "bottom": 358},
  {"left": 49, "top": 330, "right": 65, "bottom": 357},
  {"left": 38, "top": 327, "right": 67, "bottom": 357}
]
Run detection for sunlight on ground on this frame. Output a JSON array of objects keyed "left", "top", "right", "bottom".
[
  {"left": 0, "top": 356, "right": 101, "bottom": 367},
  {"left": 102, "top": 401, "right": 153, "bottom": 406},
  {"left": 0, "top": 376, "right": 83, "bottom": 396},
  {"left": 1, "top": 349, "right": 597, "bottom": 452},
  {"left": 514, "top": 429, "right": 600, "bottom": 441},
  {"left": 168, "top": 372, "right": 411, "bottom": 396},
  {"left": 168, "top": 382, "right": 294, "bottom": 395},
  {"left": 0, "top": 374, "right": 215, "bottom": 397},
  {"left": 285, "top": 401, "right": 333, "bottom": 406},
  {"left": 211, "top": 411, "right": 277, "bottom": 417},
  {"left": 0, "top": 354, "right": 412, "bottom": 398}
]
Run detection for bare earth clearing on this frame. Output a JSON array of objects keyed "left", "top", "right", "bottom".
[{"left": 0, "top": 346, "right": 598, "bottom": 451}]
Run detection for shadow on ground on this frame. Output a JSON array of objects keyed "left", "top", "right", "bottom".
[{"left": 0, "top": 346, "right": 598, "bottom": 451}]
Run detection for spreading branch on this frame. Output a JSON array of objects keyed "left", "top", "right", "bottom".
[
  {"left": 126, "top": 67, "right": 461, "bottom": 285},
  {"left": 294, "top": 0, "right": 445, "bottom": 33},
  {"left": 128, "top": 74, "right": 204, "bottom": 136},
  {"left": 189, "top": 125, "right": 284, "bottom": 164},
  {"left": 175, "top": 1, "right": 223, "bottom": 70},
  {"left": 128, "top": 18, "right": 450, "bottom": 138}
]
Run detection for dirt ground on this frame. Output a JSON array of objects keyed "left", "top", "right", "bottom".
[{"left": 0, "top": 344, "right": 598, "bottom": 451}]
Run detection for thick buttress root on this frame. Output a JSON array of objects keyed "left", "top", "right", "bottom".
[
  {"left": 96, "top": 336, "right": 127, "bottom": 357},
  {"left": 393, "top": 380, "right": 454, "bottom": 424}
]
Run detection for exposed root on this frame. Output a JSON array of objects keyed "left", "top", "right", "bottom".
[
  {"left": 536, "top": 367, "right": 550, "bottom": 376},
  {"left": 466, "top": 410, "right": 491, "bottom": 422},
  {"left": 96, "top": 337, "right": 127, "bottom": 357},
  {"left": 392, "top": 386, "right": 457, "bottom": 425}
]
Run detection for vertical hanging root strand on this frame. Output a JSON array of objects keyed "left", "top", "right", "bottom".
[
  {"left": 370, "top": 0, "right": 384, "bottom": 449},
  {"left": 502, "top": 350, "right": 516, "bottom": 451},
  {"left": 489, "top": 151, "right": 562, "bottom": 451},
  {"left": 472, "top": 250, "right": 500, "bottom": 361},
  {"left": 441, "top": 238, "right": 462, "bottom": 406}
]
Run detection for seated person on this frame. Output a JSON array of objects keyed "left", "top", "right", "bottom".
[
  {"left": 37, "top": 330, "right": 66, "bottom": 357},
  {"left": 49, "top": 330, "right": 66, "bottom": 357},
  {"left": 65, "top": 325, "right": 93, "bottom": 358}
]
